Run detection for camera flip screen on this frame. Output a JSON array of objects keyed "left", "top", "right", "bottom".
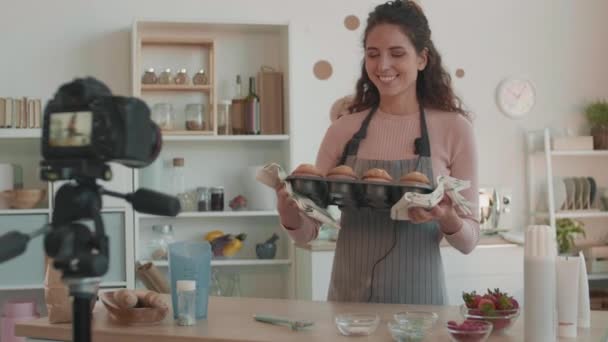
[{"left": 48, "top": 111, "right": 93, "bottom": 147}]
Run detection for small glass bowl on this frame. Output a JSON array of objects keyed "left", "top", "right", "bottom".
[
  {"left": 387, "top": 320, "right": 427, "bottom": 342},
  {"left": 394, "top": 311, "right": 438, "bottom": 330},
  {"left": 460, "top": 304, "right": 520, "bottom": 334},
  {"left": 446, "top": 320, "right": 493, "bottom": 342},
  {"left": 334, "top": 313, "right": 380, "bottom": 336}
]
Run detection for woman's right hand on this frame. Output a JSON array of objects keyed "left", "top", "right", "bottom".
[{"left": 275, "top": 182, "right": 302, "bottom": 229}]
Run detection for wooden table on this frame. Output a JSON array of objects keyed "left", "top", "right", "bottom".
[{"left": 16, "top": 296, "right": 608, "bottom": 341}]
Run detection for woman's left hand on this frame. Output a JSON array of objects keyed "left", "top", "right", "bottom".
[{"left": 407, "top": 194, "right": 463, "bottom": 234}]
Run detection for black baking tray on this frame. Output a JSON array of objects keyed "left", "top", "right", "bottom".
[{"left": 286, "top": 175, "right": 434, "bottom": 209}]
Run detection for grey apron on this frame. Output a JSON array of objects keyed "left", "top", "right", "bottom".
[{"left": 327, "top": 105, "right": 447, "bottom": 305}]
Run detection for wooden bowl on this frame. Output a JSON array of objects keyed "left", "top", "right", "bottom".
[
  {"left": 100, "top": 291, "right": 168, "bottom": 325},
  {"left": 1, "top": 189, "right": 47, "bottom": 209}
]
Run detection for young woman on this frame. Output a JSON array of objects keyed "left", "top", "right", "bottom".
[{"left": 277, "top": 0, "right": 479, "bottom": 304}]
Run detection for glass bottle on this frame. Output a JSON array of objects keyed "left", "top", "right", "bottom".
[
  {"left": 234, "top": 75, "right": 243, "bottom": 99},
  {"left": 149, "top": 224, "right": 174, "bottom": 260},
  {"left": 217, "top": 100, "right": 232, "bottom": 135},
  {"left": 197, "top": 187, "right": 210, "bottom": 211},
  {"left": 192, "top": 69, "right": 208, "bottom": 85},
  {"left": 142, "top": 68, "right": 158, "bottom": 84},
  {"left": 185, "top": 104, "right": 205, "bottom": 131},
  {"left": 210, "top": 186, "right": 224, "bottom": 211},
  {"left": 152, "top": 103, "right": 175, "bottom": 130},
  {"left": 209, "top": 269, "right": 223, "bottom": 296},
  {"left": 175, "top": 68, "right": 190, "bottom": 85},
  {"left": 244, "top": 77, "right": 261, "bottom": 135},
  {"left": 172, "top": 157, "right": 195, "bottom": 211},
  {"left": 176, "top": 280, "right": 196, "bottom": 326},
  {"left": 159, "top": 68, "right": 173, "bottom": 84}
]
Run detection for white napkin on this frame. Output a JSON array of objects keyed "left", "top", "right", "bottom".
[{"left": 256, "top": 163, "right": 473, "bottom": 226}]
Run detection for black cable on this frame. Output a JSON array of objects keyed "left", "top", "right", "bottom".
[{"left": 367, "top": 225, "right": 398, "bottom": 302}]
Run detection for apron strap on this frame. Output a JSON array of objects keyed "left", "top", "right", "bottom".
[
  {"left": 338, "top": 105, "right": 378, "bottom": 165},
  {"left": 414, "top": 102, "right": 431, "bottom": 157}
]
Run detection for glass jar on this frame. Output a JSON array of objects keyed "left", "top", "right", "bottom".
[
  {"left": 175, "top": 68, "right": 190, "bottom": 85},
  {"left": 210, "top": 186, "right": 224, "bottom": 211},
  {"left": 148, "top": 224, "right": 174, "bottom": 260},
  {"left": 192, "top": 69, "right": 209, "bottom": 85},
  {"left": 176, "top": 280, "right": 196, "bottom": 326},
  {"left": 158, "top": 68, "right": 173, "bottom": 84},
  {"left": 142, "top": 68, "right": 158, "bottom": 84},
  {"left": 152, "top": 103, "right": 175, "bottom": 130},
  {"left": 217, "top": 100, "right": 232, "bottom": 135},
  {"left": 185, "top": 104, "right": 206, "bottom": 131},
  {"left": 197, "top": 187, "right": 210, "bottom": 211}
]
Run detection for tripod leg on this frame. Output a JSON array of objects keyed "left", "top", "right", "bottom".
[{"left": 73, "top": 295, "right": 93, "bottom": 342}]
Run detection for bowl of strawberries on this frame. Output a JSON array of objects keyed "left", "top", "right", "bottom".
[
  {"left": 460, "top": 288, "right": 520, "bottom": 334},
  {"left": 446, "top": 320, "right": 493, "bottom": 342}
]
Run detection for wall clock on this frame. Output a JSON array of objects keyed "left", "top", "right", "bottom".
[{"left": 496, "top": 77, "right": 536, "bottom": 119}]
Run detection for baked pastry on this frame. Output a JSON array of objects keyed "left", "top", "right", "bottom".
[
  {"left": 362, "top": 168, "right": 393, "bottom": 183},
  {"left": 327, "top": 165, "right": 357, "bottom": 180},
  {"left": 291, "top": 163, "right": 324, "bottom": 177},
  {"left": 399, "top": 171, "right": 431, "bottom": 185}
]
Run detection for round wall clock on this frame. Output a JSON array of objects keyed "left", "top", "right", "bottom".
[{"left": 496, "top": 77, "right": 536, "bottom": 119}]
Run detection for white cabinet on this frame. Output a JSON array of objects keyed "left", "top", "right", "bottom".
[{"left": 294, "top": 242, "right": 524, "bottom": 305}]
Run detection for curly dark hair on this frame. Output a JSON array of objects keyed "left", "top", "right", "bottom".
[{"left": 348, "top": 0, "right": 469, "bottom": 118}]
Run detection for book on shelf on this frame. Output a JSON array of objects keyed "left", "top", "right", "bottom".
[
  {"left": 0, "top": 97, "right": 5, "bottom": 127},
  {"left": 0, "top": 97, "right": 43, "bottom": 129}
]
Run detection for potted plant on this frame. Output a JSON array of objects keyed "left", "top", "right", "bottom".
[
  {"left": 585, "top": 100, "right": 608, "bottom": 149},
  {"left": 556, "top": 218, "right": 586, "bottom": 255}
]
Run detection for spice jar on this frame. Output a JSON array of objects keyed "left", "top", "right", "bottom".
[
  {"left": 152, "top": 103, "right": 175, "bottom": 130},
  {"left": 159, "top": 68, "right": 173, "bottom": 84},
  {"left": 148, "top": 224, "right": 174, "bottom": 260},
  {"left": 217, "top": 100, "right": 232, "bottom": 135},
  {"left": 192, "top": 69, "right": 209, "bottom": 85},
  {"left": 185, "top": 104, "right": 205, "bottom": 131},
  {"left": 176, "top": 280, "right": 196, "bottom": 326},
  {"left": 175, "top": 68, "right": 190, "bottom": 85},
  {"left": 197, "top": 187, "right": 210, "bottom": 211},
  {"left": 210, "top": 186, "right": 225, "bottom": 211},
  {"left": 142, "top": 68, "right": 158, "bottom": 84}
]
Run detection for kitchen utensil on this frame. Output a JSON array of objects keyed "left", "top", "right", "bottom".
[{"left": 253, "top": 314, "right": 314, "bottom": 331}]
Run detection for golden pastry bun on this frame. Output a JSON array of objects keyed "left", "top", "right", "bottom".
[
  {"left": 399, "top": 171, "right": 431, "bottom": 185},
  {"left": 362, "top": 168, "right": 393, "bottom": 183},
  {"left": 291, "top": 163, "right": 324, "bottom": 177},
  {"left": 327, "top": 165, "right": 357, "bottom": 180}
]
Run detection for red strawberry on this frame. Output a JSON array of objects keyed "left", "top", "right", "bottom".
[
  {"left": 478, "top": 298, "right": 496, "bottom": 314},
  {"left": 463, "top": 291, "right": 482, "bottom": 309}
]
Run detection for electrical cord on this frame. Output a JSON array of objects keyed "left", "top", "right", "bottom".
[{"left": 367, "top": 225, "right": 398, "bottom": 302}]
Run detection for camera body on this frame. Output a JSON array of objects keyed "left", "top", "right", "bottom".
[{"left": 41, "top": 78, "right": 161, "bottom": 180}]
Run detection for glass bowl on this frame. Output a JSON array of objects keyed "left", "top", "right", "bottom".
[
  {"left": 394, "top": 311, "right": 438, "bottom": 330},
  {"left": 460, "top": 304, "right": 520, "bottom": 334},
  {"left": 387, "top": 320, "right": 427, "bottom": 342},
  {"left": 335, "top": 313, "right": 380, "bottom": 336},
  {"left": 446, "top": 320, "right": 493, "bottom": 342}
]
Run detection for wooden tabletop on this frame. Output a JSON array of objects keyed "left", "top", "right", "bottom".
[{"left": 16, "top": 296, "right": 608, "bottom": 342}]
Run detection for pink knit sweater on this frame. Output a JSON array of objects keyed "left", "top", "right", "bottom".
[{"left": 285, "top": 107, "right": 480, "bottom": 254}]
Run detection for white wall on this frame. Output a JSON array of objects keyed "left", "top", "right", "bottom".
[{"left": 1, "top": 0, "right": 608, "bottom": 232}]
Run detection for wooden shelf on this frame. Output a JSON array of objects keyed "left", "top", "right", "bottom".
[
  {"left": 141, "top": 36, "right": 214, "bottom": 46},
  {"left": 139, "top": 210, "right": 278, "bottom": 219},
  {"left": 150, "top": 259, "right": 291, "bottom": 267},
  {"left": 142, "top": 84, "right": 211, "bottom": 92},
  {"left": 0, "top": 208, "right": 49, "bottom": 215},
  {"left": 0, "top": 129, "right": 41, "bottom": 139},
  {"left": 162, "top": 134, "right": 289, "bottom": 142},
  {"left": 588, "top": 273, "right": 608, "bottom": 281},
  {"left": 534, "top": 210, "right": 608, "bottom": 219}
]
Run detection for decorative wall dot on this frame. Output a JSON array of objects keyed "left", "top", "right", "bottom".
[
  {"left": 313, "top": 60, "right": 333, "bottom": 80},
  {"left": 344, "top": 15, "right": 360, "bottom": 31},
  {"left": 455, "top": 68, "right": 465, "bottom": 78}
]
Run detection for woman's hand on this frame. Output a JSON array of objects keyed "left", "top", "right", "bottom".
[
  {"left": 275, "top": 182, "right": 302, "bottom": 229},
  {"left": 407, "top": 194, "right": 463, "bottom": 234}
]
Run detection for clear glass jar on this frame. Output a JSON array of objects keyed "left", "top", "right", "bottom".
[
  {"left": 175, "top": 68, "right": 190, "bottom": 85},
  {"left": 152, "top": 103, "right": 175, "bottom": 130},
  {"left": 148, "top": 224, "right": 174, "bottom": 260},
  {"left": 142, "top": 68, "right": 158, "bottom": 84},
  {"left": 197, "top": 187, "right": 210, "bottom": 211},
  {"left": 158, "top": 68, "right": 173, "bottom": 84},
  {"left": 192, "top": 69, "right": 209, "bottom": 85},
  {"left": 217, "top": 100, "right": 232, "bottom": 135},
  {"left": 176, "top": 280, "right": 196, "bottom": 326},
  {"left": 185, "top": 104, "right": 206, "bottom": 131},
  {"left": 210, "top": 186, "right": 224, "bottom": 211},
  {"left": 172, "top": 157, "right": 196, "bottom": 211}
]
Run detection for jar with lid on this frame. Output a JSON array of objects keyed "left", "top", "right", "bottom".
[
  {"left": 142, "top": 68, "right": 158, "bottom": 84},
  {"left": 185, "top": 104, "right": 206, "bottom": 131},
  {"left": 197, "top": 187, "right": 210, "bottom": 211},
  {"left": 175, "top": 68, "right": 190, "bottom": 85},
  {"left": 159, "top": 68, "right": 173, "bottom": 84},
  {"left": 210, "top": 186, "right": 225, "bottom": 211},
  {"left": 176, "top": 280, "right": 196, "bottom": 326},
  {"left": 217, "top": 100, "right": 232, "bottom": 135},
  {"left": 148, "top": 224, "right": 174, "bottom": 260},
  {"left": 192, "top": 69, "right": 209, "bottom": 85},
  {"left": 152, "top": 103, "right": 175, "bottom": 130},
  {"left": 171, "top": 157, "right": 196, "bottom": 211}
]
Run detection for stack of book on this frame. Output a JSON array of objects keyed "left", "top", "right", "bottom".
[{"left": 0, "top": 97, "right": 43, "bottom": 128}]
